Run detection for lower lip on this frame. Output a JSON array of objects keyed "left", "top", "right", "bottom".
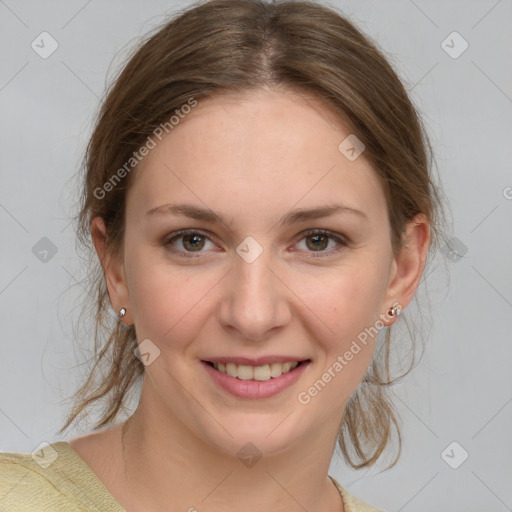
[{"left": 201, "top": 361, "right": 310, "bottom": 399}]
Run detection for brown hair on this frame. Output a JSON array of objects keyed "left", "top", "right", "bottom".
[{"left": 59, "top": 0, "right": 446, "bottom": 469}]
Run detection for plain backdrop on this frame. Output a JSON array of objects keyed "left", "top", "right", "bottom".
[{"left": 1, "top": 1, "right": 511, "bottom": 511}]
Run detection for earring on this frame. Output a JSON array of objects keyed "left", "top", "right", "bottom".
[
  {"left": 119, "top": 307, "right": 127, "bottom": 318},
  {"left": 388, "top": 304, "right": 402, "bottom": 317}
]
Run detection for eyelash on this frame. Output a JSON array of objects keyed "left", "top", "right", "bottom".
[{"left": 163, "top": 228, "right": 348, "bottom": 259}]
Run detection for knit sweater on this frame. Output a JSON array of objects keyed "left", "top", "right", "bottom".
[{"left": 0, "top": 442, "right": 383, "bottom": 511}]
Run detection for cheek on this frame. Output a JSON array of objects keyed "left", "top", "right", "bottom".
[
  {"left": 125, "top": 248, "right": 220, "bottom": 347},
  {"left": 293, "top": 258, "right": 389, "bottom": 389},
  {"left": 298, "top": 258, "right": 388, "bottom": 338},
  {"left": 294, "top": 285, "right": 385, "bottom": 415}
]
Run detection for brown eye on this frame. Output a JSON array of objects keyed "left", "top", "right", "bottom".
[
  {"left": 181, "top": 233, "right": 206, "bottom": 251},
  {"left": 305, "top": 233, "right": 329, "bottom": 251},
  {"left": 165, "top": 230, "right": 216, "bottom": 257},
  {"left": 295, "top": 229, "right": 347, "bottom": 257}
]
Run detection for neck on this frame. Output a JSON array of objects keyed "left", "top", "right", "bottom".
[{"left": 117, "top": 381, "right": 344, "bottom": 512}]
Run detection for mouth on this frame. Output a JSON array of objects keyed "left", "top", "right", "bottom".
[
  {"left": 202, "top": 360, "right": 311, "bottom": 382},
  {"left": 201, "top": 358, "right": 311, "bottom": 399}
]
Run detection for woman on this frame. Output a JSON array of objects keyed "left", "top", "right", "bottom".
[{"left": 0, "top": 0, "right": 443, "bottom": 510}]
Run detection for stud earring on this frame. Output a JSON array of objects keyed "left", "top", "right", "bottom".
[
  {"left": 119, "top": 307, "right": 127, "bottom": 318},
  {"left": 388, "top": 304, "right": 402, "bottom": 317}
]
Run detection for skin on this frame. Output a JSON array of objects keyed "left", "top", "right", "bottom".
[{"left": 69, "top": 87, "right": 430, "bottom": 512}]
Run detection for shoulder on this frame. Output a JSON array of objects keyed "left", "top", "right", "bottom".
[
  {"left": 329, "top": 475, "right": 386, "bottom": 512},
  {"left": 0, "top": 442, "right": 79, "bottom": 511},
  {"left": 0, "top": 441, "right": 124, "bottom": 512}
]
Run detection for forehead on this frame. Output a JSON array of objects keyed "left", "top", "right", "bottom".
[{"left": 127, "top": 89, "right": 387, "bottom": 227}]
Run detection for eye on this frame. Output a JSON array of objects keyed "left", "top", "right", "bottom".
[
  {"left": 164, "top": 228, "right": 347, "bottom": 259},
  {"left": 164, "top": 229, "right": 217, "bottom": 257},
  {"left": 294, "top": 229, "right": 347, "bottom": 257}
]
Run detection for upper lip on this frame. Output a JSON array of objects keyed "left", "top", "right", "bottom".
[{"left": 203, "top": 356, "right": 310, "bottom": 366}]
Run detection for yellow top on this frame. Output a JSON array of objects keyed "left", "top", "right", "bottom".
[{"left": 0, "top": 442, "right": 382, "bottom": 511}]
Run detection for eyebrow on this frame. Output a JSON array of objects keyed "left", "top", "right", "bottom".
[{"left": 146, "top": 202, "right": 368, "bottom": 227}]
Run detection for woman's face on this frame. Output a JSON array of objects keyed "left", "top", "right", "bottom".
[{"left": 103, "top": 88, "right": 409, "bottom": 458}]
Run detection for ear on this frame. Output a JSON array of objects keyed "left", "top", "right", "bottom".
[
  {"left": 381, "top": 214, "right": 431, "bottom": 325},
  {"left": 91, "top": 216, "right": 133, "bottom": 325}
]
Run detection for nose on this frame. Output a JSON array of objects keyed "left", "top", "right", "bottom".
[{"left": 217, "top": 248, "right": 292, "bottom": 342}]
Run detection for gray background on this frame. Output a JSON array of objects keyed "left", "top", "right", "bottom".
[{"left": 1, "top": 1, "right": 511, "bottom": 511}]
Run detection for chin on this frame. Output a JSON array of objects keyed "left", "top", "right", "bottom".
[{"left": 197, "top": 410, "right": 309, "bottom": 461}]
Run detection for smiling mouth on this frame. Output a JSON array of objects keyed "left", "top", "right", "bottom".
[{"left": 203, "top": 360, "right": 310, "bottom": 381}]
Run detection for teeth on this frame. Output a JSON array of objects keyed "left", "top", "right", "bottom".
[
  {"left": 253, "top": 364, "right": 271, "bottom": 381},
  {"left": 270, "top": 362, "right": 283, "bottom": 378},
  {"left": 237, "top": 365, "right": 254, "bottom": 380},
  {"left": 213, "top": 361, "right": 300, "bottom": 381},
  {"left": 226, "top": 363, "right": 238, "bottom": 378}
]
